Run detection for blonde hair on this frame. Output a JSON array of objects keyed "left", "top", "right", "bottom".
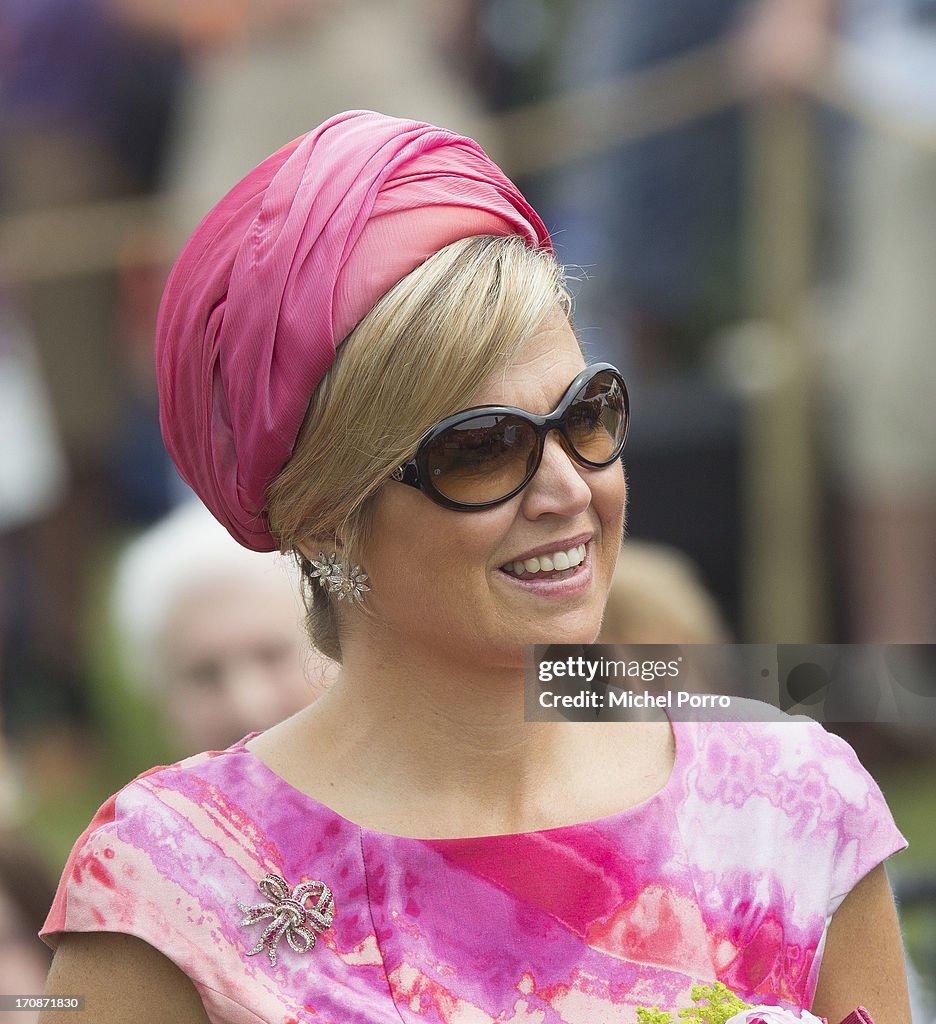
[{"left": 267, "top": 234, "right": 573, "bottom": 660}]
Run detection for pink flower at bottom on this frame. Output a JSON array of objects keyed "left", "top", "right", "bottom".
[{"left": 726, "top": 1009, "right": 825, "bottom": 1024}]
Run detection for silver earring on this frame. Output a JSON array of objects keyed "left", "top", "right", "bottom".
[{"left": 304, "top": 552, "right": 370, "bottom": 604}]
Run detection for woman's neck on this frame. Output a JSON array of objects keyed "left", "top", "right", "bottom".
[
  {"left": 247, "top": 634, "right": 675, "bottom": 839},
  {"left": 321, "top": 639, "right": 570, "bottom": 830}
]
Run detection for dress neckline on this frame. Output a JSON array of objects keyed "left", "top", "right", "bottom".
[{"left": 229, "top": 715, "right": 687, "bottom": 843}]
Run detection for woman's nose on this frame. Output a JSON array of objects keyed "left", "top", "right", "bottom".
[{"left": 520, "top": 431, "right": 593, "bottom": 519}]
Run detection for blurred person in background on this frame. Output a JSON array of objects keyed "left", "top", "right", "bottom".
[
  {"left": 598, "top": 539, "right": 732, "bottom": 645},
  {"left": 827, "top": 0, "right": 936, "bottom": 646},
  {"left": 734, "top": 0, "right": 936, "bottom": 645},
  {"left": 738, "top": 10, "right": 936, "bottom": 1014},
  {"left": 597, "top": 540, "right": 733, "bottom": 699},
  {"left": 112, "top": 501, "right": 335, "bottom": 756},
  {"left": 157, "top": 0, "right": 496, "bottom": 240}
]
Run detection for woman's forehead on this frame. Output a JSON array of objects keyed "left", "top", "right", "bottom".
[{"left": 469, "top": 317, "right": 585, "bottom": 412}]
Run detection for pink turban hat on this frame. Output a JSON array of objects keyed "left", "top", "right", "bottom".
[{"left": 156, "top": 110, "right": 551, "bottom": 551}]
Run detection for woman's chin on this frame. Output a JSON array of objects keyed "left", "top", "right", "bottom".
[{"left": 521, "top": 614, "right": 604, "bottom": 651}]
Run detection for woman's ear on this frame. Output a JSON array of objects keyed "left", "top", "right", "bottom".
[
  {"left": 298, "top": 535, "right": 340, "bottom": 560},
  {"left": 297, "top": 541, "right": 317, "bottom": 563},
  {"left": 297, "top": 541, "right": 370, "bottom": 607}
]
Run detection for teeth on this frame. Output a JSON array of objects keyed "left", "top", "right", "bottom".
[{"left": 503, "top": 544, "right": 586, "bottom": 577}]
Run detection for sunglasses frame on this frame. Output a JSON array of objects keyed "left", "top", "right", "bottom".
[{"left": 391, "top": 362, "right": 630, "bottom": 511}]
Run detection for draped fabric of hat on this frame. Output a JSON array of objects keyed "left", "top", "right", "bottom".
[{"left": 156, "top": 110, "right": 551, "bottom": 551}]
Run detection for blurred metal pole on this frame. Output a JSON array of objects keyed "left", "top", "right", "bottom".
[{"left": 741, "top": 97, "right": 827, "bottom": 641}]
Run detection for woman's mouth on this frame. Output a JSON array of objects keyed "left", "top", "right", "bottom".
[{"left": 500, "top": 542, "right": 587, "bottom": 582}]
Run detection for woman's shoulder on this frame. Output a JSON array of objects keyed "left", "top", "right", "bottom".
[
  {"left": 41, "top": 738, "right": 367, "bottom": 1022},
  {"left": 57, "top": 740, "right": 270, "bottom": 859},
  {"left": 41, "top": 741, "right": 258, "bottom": 936},
  {"left": 45, "top": 736, "right": 354, "bottom": 904}
]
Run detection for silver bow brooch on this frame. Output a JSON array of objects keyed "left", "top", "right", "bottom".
[{"left": 237, "top": 872, "right": 335, "bottom": 967}]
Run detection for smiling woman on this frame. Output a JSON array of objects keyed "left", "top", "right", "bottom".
[
  {"left": 331, "top": 314, "right": 626, "bottom": 673},
  {"left": 38, "top": 111, "right": 908, "bottom": 1024}
]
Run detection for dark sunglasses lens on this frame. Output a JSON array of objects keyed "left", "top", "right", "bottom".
[
  {"left": 423, "top": 414, "right": 537, "bottom": 506},
  {"left": 564, "top": 370, "right": 628, "bottom": 464}
]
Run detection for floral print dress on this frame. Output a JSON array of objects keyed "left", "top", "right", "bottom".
[{"left": 42, "top": 716, "right": 905, "bottom": 1024}]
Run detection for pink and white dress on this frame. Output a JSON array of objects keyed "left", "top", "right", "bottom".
[{"left": 42, "top": 717, "right": 905, "bottom": 1023}]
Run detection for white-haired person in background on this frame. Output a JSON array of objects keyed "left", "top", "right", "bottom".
[{"left": 112, "top": 500, "right": 336, "bottom": 755}]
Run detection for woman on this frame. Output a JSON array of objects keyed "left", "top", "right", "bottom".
[
  {"left": 111, "top": 500, "right": 335, "bottom": 757},
  {"left": 40, "top": 112, "right": 908, "bottom": 1024}
]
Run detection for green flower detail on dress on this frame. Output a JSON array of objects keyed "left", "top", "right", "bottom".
[{"left": 637, "top": 983, "right": 752, "bottom": 1024}]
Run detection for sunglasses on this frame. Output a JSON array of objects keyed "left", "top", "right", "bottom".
[{"left": 390, "top": 363, "right": 629, "bottom": 511}]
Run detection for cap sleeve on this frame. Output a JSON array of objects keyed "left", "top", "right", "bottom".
[
  {"left": 678, "top": 713, "right": 907, "bottom": 919},
  {"left": 818, "top": 727, "right": 908, "bottom": 916},
  {"left": 41, "top": 762, "right": 274, "bottom": 1024}
]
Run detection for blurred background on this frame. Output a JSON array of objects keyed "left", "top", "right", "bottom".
[{"left": 0, "top": 0, "right": 934, "bottom": 1014}]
